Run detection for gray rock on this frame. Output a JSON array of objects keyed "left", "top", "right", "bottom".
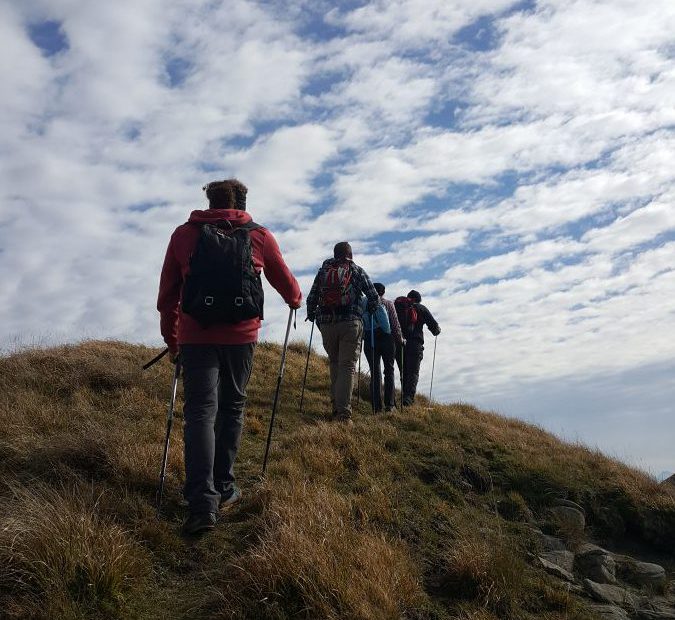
[
  {"left": 583, "top": 579, "right": 636, "bottom": 608},
  {"left": 588, "top": 605, "right": 629, "bottom": 619},
  {"left": 614, "top": 556, "right": 666, "bottom": 588},
  {"left": 539, "top": 555, "right": 575, "bottom": 581},
  {"left": 540, "top": 550, "right": 575, "bottom": 573},
  {"left": 550, "top": 505, "right": 585, "bottom": 536},
  {"left": 576, "top": 543, "right": 617, "bottom": 584},
  {"left": 531, "top": 527, "right": 567, "bottom": 551}
]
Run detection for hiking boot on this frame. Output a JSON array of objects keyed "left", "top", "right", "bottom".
[
  {"left": 336, "top": 415, "right": 354, "bottom": 427},
  {"left": 181, "top": 512, "right": 216, "bottom": 536},
  {"left": 402, "top": 397, "right": 413, "bottom": 407},
  {"left": 385, "top": 406, "right": 396, "bottom": 413},
  {"left": 219, "top": 486, "right": 241, "bottom": 511}
]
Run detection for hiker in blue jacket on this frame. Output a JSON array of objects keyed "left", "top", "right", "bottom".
[{"left": 360, "top": 282, "right": 401, "bottom": 413}]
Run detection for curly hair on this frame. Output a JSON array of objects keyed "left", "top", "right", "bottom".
[{"left": 204, "top": 179, "right": 248, "bottom": 210}]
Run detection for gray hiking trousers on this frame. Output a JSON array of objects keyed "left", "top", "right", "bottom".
[
  {"left": 180, "top": 343, "right": 254, "bottom": 514},
  {"left": 318, "top": 319, "right": 363, "bottom": 418}
]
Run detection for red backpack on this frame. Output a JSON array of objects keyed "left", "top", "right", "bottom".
[
  {"left": 320, "top": 261, "right": 353, "bottom": 309},
  {"left": 394, "top": 296, "right": 418, "bottom": 333}
]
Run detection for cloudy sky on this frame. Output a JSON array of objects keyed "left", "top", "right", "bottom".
[{"left": 1, "top": 0, "right": 674, "bottom": 475}]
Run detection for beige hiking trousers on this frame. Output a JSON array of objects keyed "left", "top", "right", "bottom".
[{"left": 318, "top": 319, "right": 363, "bottom": 418}]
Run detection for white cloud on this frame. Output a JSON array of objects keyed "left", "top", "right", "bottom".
[{"left": 1, "top": 0, "right": 674, "bottom": 470}]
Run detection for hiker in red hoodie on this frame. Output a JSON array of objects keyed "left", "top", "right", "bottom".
[{"left": 157, "top": 179, "right": 301, "bottom": 535}]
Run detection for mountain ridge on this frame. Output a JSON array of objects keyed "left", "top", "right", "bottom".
[{"left": 0, "top": 340, "right": 673, "bottom": 619}]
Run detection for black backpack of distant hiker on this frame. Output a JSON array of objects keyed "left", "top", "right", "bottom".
[
  {"left": 181, "top": 221, "right": 264, "bottom": 326},
  {"left": 394, "top": 296, "right": 419, "bottom": 334},
  {"left": 319, "top": 261, "right": 354, "bottom": 311}
]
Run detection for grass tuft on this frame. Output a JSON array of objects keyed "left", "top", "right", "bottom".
[{"left": 0, "top": 483, "right": 147, "bottom": 619}]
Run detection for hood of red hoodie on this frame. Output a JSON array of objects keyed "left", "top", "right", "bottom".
[{"left": 188, "top": 209, "right": 252, "bottom": 226}]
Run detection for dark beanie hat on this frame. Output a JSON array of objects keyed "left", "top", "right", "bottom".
[
  {"left": 408, "top": 289, "right": 421, "bottom": 302},
  {"left": 374, "top": 282, "right": 385, "bottom": 296},
  {"left": 204, "top": 179, "right": 248, "bottom": 210},
  {"left": 334, "top": 241, "right": 353, "bottom": 260}
]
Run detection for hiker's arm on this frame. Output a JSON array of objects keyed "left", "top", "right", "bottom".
[
  {"left": 423, "top": 305, "right": 441, "bottom": 336},
  {"left": 261, "top": 231, "right": 302, "bottom": 309},
  {"left": 157, "top": 234, "right": 181, "bottom": 354},
  {"left": 359, "top": 269, "right": 380, "bottom": 313},
  {"left": 306, "top": 271, "right": 322, "bottom": 321},
  {"left": 387, "top": 300, "right": 404, "bottom": 344}
]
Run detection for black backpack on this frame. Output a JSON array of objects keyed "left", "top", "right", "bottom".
[{"left": 181, "top": 220, "right": 264, "bottom": 326}]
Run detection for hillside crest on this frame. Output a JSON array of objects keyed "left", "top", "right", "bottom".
[{"left": 0, "top": 340, "right": 673, "bottom": 619}]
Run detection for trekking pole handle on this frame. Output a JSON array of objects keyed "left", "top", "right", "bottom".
[{"left": 143, "top": 347, "right": 168, "bottom": 370}]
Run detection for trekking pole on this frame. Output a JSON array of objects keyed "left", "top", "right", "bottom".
[
  {"left": 262, "top": 308, "right": 294, "bottom": 476},
  {"left": 298, "top": 319, "right": 315, "bottom": 414},
  {"left": 428, "top": 335, "right": 438, "bottom": 402},
  {"left": 356, "top": 337, "right": 363, "bottom": 406},
  {"left": 400, "top": 342, "right": 405, "bottom": 411},
  {"left": 143, "top": 347, "right": 168, "bottom": 370},
  {"left": 370, "top": 314, "right": 376, "bottom": 414},
  {"left": 157, "top": 359, "right": 181, "bottom": 516}
]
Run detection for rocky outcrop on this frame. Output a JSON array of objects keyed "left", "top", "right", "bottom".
[
  {"left": 614, "top": 555, "right": 667, "bottom": 588},
  {"left": 550, "top": 505, "right": 585, "bottom": 539},
  {"left": 531, "top": 501, "right": 673, "bottom": 619},
  {"left": 575, "top": 543, "right": 616, "bottom": 584},
  {"left": 583, "top": 579, "right": 636, "bottom": 608},
  {"left": 540, "top": 549, "right": 575, "bottom": 573},
  {"left": 538, "top": 555, "right": 574, "bottom": 581},
  {"left": 530, "top": 527, "right": 567, "bottom": 551},
  {"left": 589, "top": 605, "right": 630, "bottom": 619}
]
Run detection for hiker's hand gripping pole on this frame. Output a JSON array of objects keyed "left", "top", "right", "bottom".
[
  {"left": 262, "top": 308, "right": 295, "bottom": 476},
  {"left": 157, "top": 358, "right": 181, "bottom": 516}
]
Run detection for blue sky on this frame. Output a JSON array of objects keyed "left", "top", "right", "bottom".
[{"left": 1, "top": 0, "right": 674, "bottom": 476}]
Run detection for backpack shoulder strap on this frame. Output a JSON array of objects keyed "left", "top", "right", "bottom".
[{"left": 238, "top": 220, "right": 263, "bottom": 232}]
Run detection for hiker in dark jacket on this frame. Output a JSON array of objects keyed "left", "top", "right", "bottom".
[
  {"left": 157, "top": 179, "right": 301, "bottom": 535},
  {"left": 395, "top": 289, "right": 440, "bottom": 406},
  {"left": 360, "top": 283, "right": 403, "bottom": 413},
  {"left": 306, "top": 242, "right": 380, "bottom": 424}
]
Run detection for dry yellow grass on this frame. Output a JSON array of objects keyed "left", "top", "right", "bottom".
[
  {"left": 0, "top": 340, "right": 673, "bottom": 619},
  {"left": 0, "top": 482, "right": 147, "bottom": 619}
]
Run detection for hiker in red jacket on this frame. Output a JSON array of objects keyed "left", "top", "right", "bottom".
[{"left": 157, "top": 179, "right": 301, "bottom": 535}]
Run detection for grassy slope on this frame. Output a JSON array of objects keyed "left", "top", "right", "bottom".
[{"left": 0, "top": 340, "right": 673, "bottom": 619}]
